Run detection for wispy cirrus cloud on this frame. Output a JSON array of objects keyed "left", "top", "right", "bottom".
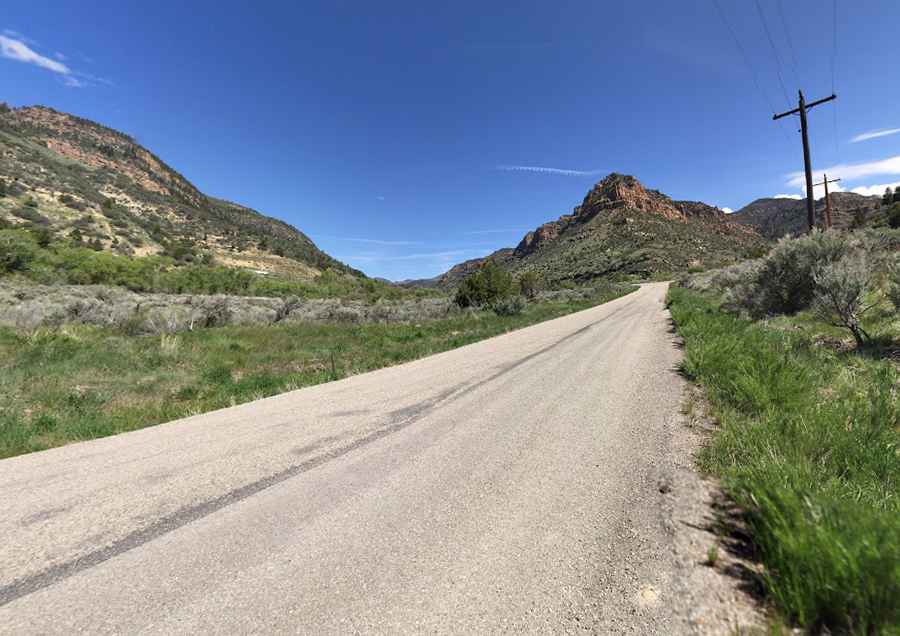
[
  {"left": 344, "top": 249, "right": 483, "bottom": 263},
  {"left": 465, "top": 228, "right": 531, "bottom": 235},
  {"left": 850, "top": 128, "right": 900, "bottom": 143},
  {"left": 786, "top": 155, "right": 900, "bottom": 189},
  {"left": 0, "top": 30, "right": 107, "bottom": 87},
  {"left": 2, "top": 29, "right": 38, "bottom": 45},
  {"left": 495, "top": 165, "right": 605, "bottom": 177},
  {"left": 317, "top": 235, "right": 423, "bottom": 246},
  {"left": 0, "top": 33, "right": 69, "bottom": 74}
]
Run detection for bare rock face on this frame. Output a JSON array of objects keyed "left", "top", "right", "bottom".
[
  {"left": 577, "top": 174, "right": 682, "bottom": 221},
  {"left": 515, "top": 221, "right": 564, "bottom": 256}
]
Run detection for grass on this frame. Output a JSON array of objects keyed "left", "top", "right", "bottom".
[
  {"left": 667, "top": 287, "right": 899, "bottom": 635},
  {"left": 0, "top": 284, "right": 634, "bottom": 459}
]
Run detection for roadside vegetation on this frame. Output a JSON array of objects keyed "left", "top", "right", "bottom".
[
  {"left": 669, "top": 229, "right": 899, "bottom": 634},
  {"left": 0, "top": 282, "right": 634, "bottom": 459}
]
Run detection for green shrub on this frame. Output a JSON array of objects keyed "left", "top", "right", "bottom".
[
  {"left": 744, "top": 231, "right": 849, "bottom": 316},
  {"left": 517, "top": 271, "right": 542, "bottom": 300},
  {"left": 454, "top": 259, "right": 514, "bottom": 309},
  {"left": 0, "top": 229, "right": 38, "bottom": 273},
  {"left": 887, "top": 203, "right": 900, "bottom": 229},
  {"left": 492, "top": 295, "right": 526, "bottom": 316},
  {"left": 888, "top": 261, "right": 900, "bottom": 310},
  {"left": 811, "top": 252, "right": 874, "bottom": 346}
]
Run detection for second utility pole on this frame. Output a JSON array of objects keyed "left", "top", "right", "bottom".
[
  {"left": 814, "top": 173, "right": 841, "bottom": 229},
  {"left": 773, "top": 90, "right": 837, "bottom": 232}
]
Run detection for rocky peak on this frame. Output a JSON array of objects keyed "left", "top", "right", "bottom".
[{"left": 577, "top": 173, "right": 686, "bottom": 221}]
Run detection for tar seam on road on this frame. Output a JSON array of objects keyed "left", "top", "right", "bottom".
[{"left": 0, "top": 302, "right": 628, "bottom": 607}]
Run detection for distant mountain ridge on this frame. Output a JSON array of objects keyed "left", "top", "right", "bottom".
[
  {"left": 730, "top": 192, "right": 884, "bottom": 238},
  {"left": 0, "top": 104, "right": 357, "bottom": 279},
  {"left": 408, "top": 173, "right": 766, "bottom": 288}
]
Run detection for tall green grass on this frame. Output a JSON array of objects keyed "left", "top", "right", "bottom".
[{"left": 668, "top": 287, "right": 899, "bottom": 634}]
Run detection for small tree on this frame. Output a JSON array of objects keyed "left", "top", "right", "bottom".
[
  {"left": 30, "top": 226, "right": 53, "bottom": 248},
  {"left": 888, "top": 203, "right": 900, "bottom": 229},
  {"left": 69, "top": 228, "right": 84, "bottom": 246},
  {"left": 894, "top": 188, "right": 900, "bottom": 203},
  {"left": 0, "top": 230, "right": 38, "bottom": 273},
  {"left": 884, "top": 187, "right": 895, "bottom": 206},
  {"left": 454, "top": 259, "right": 514, "bottom": 309},
  {"left": 850, "top": 207, "right": 869, "bottom": 229},
  {"left": 811, "top": 253, "right": 874, "bottom": 347},
  {"left": 517, "top": 270, "right": 542, "bottom": 300},
  {"left": 888, "top": 262, "right": 900, "bottom": 310}
]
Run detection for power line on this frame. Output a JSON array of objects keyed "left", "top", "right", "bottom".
[
  {"left": 712, "top": 0, "right": 792, "bottom": 143},
  {"left": 776, "top": 0, "right": 802, "bottom": 88},
  {"left": 754, "top": 0, "right": 792, "bottom": 107}
]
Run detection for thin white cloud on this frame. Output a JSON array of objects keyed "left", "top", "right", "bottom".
[
  {"left": 775, "top": 184, "right": 845, "bottom": 200},
  {"left": 465, "top": 228, "right": 531, "bottom": 234},
  {"left": 0, "top": 34, "right": 69, "bottom": 74},
  {"left": 319, "top": 236, "right": 422, "bottom": 246},
  {"left": 496, "top": 165, "right": 606, "bottom": 177},
  {"left": 849, "top": 181, "right": 900, "bottom": 197},
  {"left": 850, "top": 128, "right": 900, "bottom": 143},
  {"left": 346, "top": 249, "right": 480, "bottom": 263},
  {"left": 2, "top": 29, "right": 38, "bottom": 45},
  {"left": 63, "top": 75, "right": 86, "bottom": 88},
  {"left": 721, "top": 207, "right": 733, "bottom": 214},
  {"left": 0, "top": 32, "right": 105, "bottom": 88},
  {"left": 786, "top": 155, "right": 900, "bottom": 188}
]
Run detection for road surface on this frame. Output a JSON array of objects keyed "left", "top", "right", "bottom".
[{"left": 0, "top": 282, "right": 699, "bottom": 633}]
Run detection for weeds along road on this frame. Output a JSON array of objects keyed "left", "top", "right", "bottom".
[{"left": 0, "top": 282, "right": 695, "bottom": 634}]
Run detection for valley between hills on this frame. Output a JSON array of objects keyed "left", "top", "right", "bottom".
[{"left": 1, "top": 101, "right": 899, "bottom": 634}]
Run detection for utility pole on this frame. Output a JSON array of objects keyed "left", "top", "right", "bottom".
[
  {"left": 773, "top": 90, "right": 837, "bottom": 232},
  {"left": 814, "top": 173, "right": 841, "bottom": 229}
]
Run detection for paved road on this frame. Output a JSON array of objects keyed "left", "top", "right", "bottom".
[{"left": 0, "top": 282, "right": 691, "bottom": 634}]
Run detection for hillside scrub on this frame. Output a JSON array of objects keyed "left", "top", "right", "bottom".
[
  {"left": 668, "top": 287, "right": 899, "bottom": 634},
  {"left": 0, "top": 282, "right": 459, "bottom": 332},
  {"left": 0, "top": 227, "right": 428, "bottom": 302},
  {"left": 0, "top": 282, "right": 636, "bottom": 459},
  {"left": 685, "top": 229, "right": 900, "bottom": 347}
]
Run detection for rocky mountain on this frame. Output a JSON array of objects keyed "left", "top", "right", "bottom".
[
  {"left": 0, "top": 104, "right": 357, "bottom": 279},
  {"left": 731, "top": 192, "right": 884, "bottom": 239},
  {"left": 412, "top": 174, "right": 766, "bottom": 289}
]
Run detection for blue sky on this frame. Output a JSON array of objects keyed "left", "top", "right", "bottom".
[{"left": 2, "top": 1, "right": 900, "bottom": 280}]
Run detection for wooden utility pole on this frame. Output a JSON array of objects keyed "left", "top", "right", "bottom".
[
  {"left": 814, "top": 173, "right": 841, "bottom": 229},
  {"left": 773, "top": 90, "right": 837, "bottom": 232}
]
